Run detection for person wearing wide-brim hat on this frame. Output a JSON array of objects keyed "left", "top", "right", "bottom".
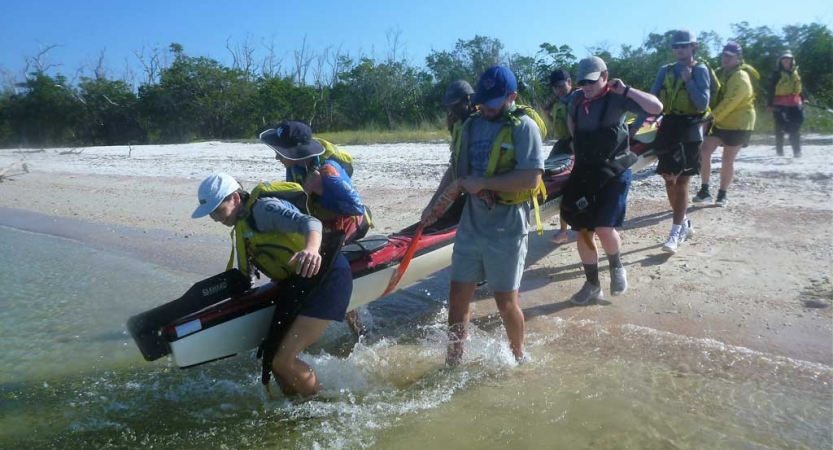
[
  {"left": 260, "top": 121, "right": 367, "bottom": 242},
  {"left": 767, "top": 50, "right": 806, "bottom": 157},
  {"left": 693, "top": 41, "right": 760, "bottom": 207},
  {"left": 261, "top": 120, "right": 369, "bottom": 336},
  {"left": 191, "top": 172, "right": 353, "bottom": 397}
]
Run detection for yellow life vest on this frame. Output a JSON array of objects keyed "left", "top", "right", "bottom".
[
  {"left": 314, "top": 138, "right": 354, "bottom": 167},
  {"left": 227, "top": 181, "right": 309, "bottom": 281},
  {"left": 659, "top": 61, "right": 720, "bottom": 116},
  {"left": 451, "top": 105, "right": 548, "bottom": 234},
  {"left": 775, "top": 68, "right": 802, "bottom": 96},
  {"left": 551, "top": 98, "right": 570, "bottom": 140}
]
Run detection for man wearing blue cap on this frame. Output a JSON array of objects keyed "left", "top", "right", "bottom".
[{"left": 421, "top": 65, "right": 544, "bottom": 365}]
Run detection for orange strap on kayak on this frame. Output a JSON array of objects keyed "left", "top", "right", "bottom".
[{"left": 381, "top": 222, "right": 424, "bottom": 296}]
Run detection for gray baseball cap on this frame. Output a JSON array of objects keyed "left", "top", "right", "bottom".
[
  {"left": 576, "top": 56, "right": 607, "bottom": 82},
  {"left": 672, "top": 29, "right": 697, "bottom": 45},
  {"left": 442, "top": 80, "right": 475, "bottom": 106}
]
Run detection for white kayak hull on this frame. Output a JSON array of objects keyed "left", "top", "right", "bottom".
[{"left": 168, "top": 243, "right": 455, "bottom": 368}]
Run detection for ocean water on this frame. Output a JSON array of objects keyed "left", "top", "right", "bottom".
[{"left": 0, "top": 225, "right": 830, "bottom": 450}]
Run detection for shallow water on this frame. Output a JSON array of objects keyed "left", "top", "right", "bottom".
[{"left": 1, "top": 225, "right": 831, "bottom": 450}]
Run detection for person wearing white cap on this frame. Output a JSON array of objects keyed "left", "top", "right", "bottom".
[
  {"left": 767, "top": 50, "right": 806, "bottom": 157},
  {"left": 561, "top": 56, "right": 662, "bottom": 306},
  {"left": 192, "top": 173, "right": 353, "bottom": 397}
]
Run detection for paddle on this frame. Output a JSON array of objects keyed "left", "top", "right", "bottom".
[
  {"left": 805, "top": 103, "right": 833, "bottom": 114},
  {"left": 381, "top": 222, "right": 424, "bottom": 297}
]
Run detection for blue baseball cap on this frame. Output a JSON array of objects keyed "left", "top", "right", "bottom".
[{"left": 473, "top": 66, "right": 518, "bottom": 109}]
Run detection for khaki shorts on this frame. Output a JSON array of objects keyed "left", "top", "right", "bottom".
[{"left": 450, "top": 229, "right": 528, "bottom": 292}]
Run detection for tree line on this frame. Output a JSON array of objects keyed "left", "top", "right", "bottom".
[{"left": 1, "top": 22, "right": 830, "bottom": 148}]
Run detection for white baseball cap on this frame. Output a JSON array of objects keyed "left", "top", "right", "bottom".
[{"left": 191, "top": 173, "right": 241, "bottom": 218}]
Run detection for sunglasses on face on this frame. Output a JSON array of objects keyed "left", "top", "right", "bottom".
[
  {"left": 672, "top": 43, "right": 690, "bottom": 49},
  {"left": 577, "top": 79, "right": 598, "bottom": 87}
]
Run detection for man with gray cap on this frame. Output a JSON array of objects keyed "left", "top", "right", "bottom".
[
  {"left": 635, "top": 29, "right": 714, "bottom": 254},
  {"left": 443, "top": 79, "right": 477, "bottom": 135},
  {"left": 561, "top": 56, "right": 662, "bottom": 306},
  {"left": 421, "top": 65, "right": 544, "bottom": 365}
]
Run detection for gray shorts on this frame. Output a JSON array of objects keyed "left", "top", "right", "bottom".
[{"left": 450, "top": 229, "right": 528, "bottom": 292}]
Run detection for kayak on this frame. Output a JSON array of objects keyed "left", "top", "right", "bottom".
[{"left": 128, "top": 125, "right": 661, "bottom": 369}]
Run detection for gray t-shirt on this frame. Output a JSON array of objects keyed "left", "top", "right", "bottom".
[
  {"left": 456, "top": 109, "right": 544, "bottom": 237},
  {"left": 250, "top": 197, "right": 322, "bottom": 235}
]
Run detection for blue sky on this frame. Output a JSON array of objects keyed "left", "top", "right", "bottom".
[{"left": 1, "top": 0, "right": 829, "bottom": 83}]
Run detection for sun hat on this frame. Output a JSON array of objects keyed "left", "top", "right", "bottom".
[{"left": 259, "top": 121, "right": 325, "bottom": 161}]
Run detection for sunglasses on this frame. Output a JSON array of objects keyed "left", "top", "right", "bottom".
[
  {"left": 577, "top": 79, "right": 598, "bottom": 87},
  {"left": 672, "top": 43, "right": 691, "bottom": 49}
]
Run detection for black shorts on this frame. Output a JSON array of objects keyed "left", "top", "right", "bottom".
[
  {"left": 656, "top": 141, "right": 702, "bottom": 177},
  {"left": 710, "top": 127, "right": 752, "bottom": 147}
]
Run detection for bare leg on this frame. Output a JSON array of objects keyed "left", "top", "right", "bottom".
[
  {"left": 664, "top": 175, "right": 690, "bottom": 224},
  {"left": 345, "top": 309, "right": 365, "bottom": 337},
  {"left": 493, "top": 290, "right": 525, "bottom": 360},
  {"left": 699, "top": 136, "right": 721, "bottom": 186},
  {"left": 576, "top": 230, "right": 599, "bottom": 265},
  {"left": 550, "top": 217, "right": 570, "bottom": 243},
  {"left": 719, "top": 145, "right": 742, "bottom": 191},
  {"left": 447, "top": 280, "right": 477, "bottom": 365},
  {"left": 594, "top": 227, "right": 621, "bottom": 256},
  {"left": 271, "top": 315, "right": 331, "bottom": 397}
]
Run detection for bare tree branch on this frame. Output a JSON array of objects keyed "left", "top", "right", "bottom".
[
  {"left": 293, "top": 34, "right": 315, "bottom": 86},
  {"left": 261, "top": 36, "right": 284, "bottom": 78},
  {"left": 327, "top": 44, "right": 344, "bottom": 88},
  {"left": 26, "top": 43, "right": 63, "bottom": 74},
  {"left": 0, "top": 160, "right": 31, "bottom": 183},
  {"left": 133, "top": 45, "right": 164, "bottom": 84},
  {"left": 121, "top": 56, "right": 136, "bottom": 89},
  {"left": 226, "top": 34, "right": 258, "bottom": 80},
  {"left": 386, "top": 28, "right": 404, "bottom": 63},
  {"left": 89, "top": 48, "right": 107, "bottom": 80}
]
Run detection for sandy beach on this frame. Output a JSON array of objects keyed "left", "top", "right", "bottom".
[{"left": 1, "top": 136, "right": 831, "bottom": 366}]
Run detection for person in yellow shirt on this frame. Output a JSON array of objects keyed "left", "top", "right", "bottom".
[
  {"left": 693, "top": 42, "right": 759, "bottom": 207},
  {"left": 767, "top": 50, "right": 806, "bottom": 157}
]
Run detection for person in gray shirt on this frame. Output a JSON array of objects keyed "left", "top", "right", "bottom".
[
  {"left": 192, "top": 173, "right": 352, "bottom": 397},
  {"left": 421, "top": 66, "right": 544, "bottom": 365},
  {"left": 634, "top": 29, "right": 712, "bottom": 255}
]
